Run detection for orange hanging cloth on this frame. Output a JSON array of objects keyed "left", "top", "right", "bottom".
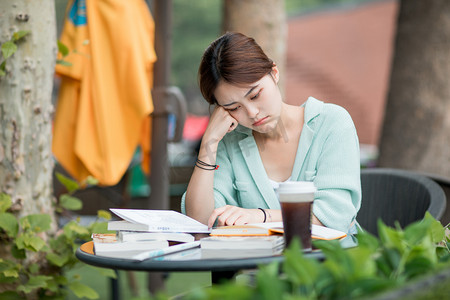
[{"left": 53, "top": 0, "right": 156, "bottom": 186}]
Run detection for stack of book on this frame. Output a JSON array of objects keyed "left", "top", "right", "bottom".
[
  {"left": 200, "top": 235, "right": 285, "bottom": 259},
  {"left": 92, "top": 233, "right": 169, "bottom": 259},
  {"left": 92, "top": 208, "right": 209, "bottom": 259},
  {"left": 209, "top": 222, "right": 347, "bottom": 240},
  {"left": 198, "top": 222, "right": 347, "bottom": 259}
]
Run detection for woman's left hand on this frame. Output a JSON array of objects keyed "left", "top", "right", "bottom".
[{"left": 207, "top": 205, "right": 264, "bottom": 228}]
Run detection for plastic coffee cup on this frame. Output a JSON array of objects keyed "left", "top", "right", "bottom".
[{"left": 277, "top": 181, "right": 316, "bottom": 251}]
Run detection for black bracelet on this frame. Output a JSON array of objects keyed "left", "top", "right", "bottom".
[
  {"left": 195, "top": 158, "right": 219, "bottom": 170},
  {"left": 258, "top": 208, "right": 267, "bottom": 223}
]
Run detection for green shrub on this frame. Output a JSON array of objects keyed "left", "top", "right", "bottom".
[
  {"left": 182, "top": 213, "right": 450, "bottom": 300},
  {"left": 0, "top": 173, "right": 114, "bottom": 299}
]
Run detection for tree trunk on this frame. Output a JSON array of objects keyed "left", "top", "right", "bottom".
[
  {"left": 0, "top": 0, "right": 56, "bottom": 224},
  {"left": 378, "top": 0, "right": 450, "bottom": 177},
  {"left": 223, "top": 0, "right": 287, "bottom": 95}
]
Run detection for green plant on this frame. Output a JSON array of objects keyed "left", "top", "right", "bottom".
[
  {"left": 182, "top": 213, "right": 450, "bottom": 300},
  {"left": 0, "top": 30, "right": 30, "bottom": 76},
  {"left": 0, "top": 173, "right": 115, "bottom": 299},
  {"left": 0, "top": 29, "right": 72, "bottom": 77}
]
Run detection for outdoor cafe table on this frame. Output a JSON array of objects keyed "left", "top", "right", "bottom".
[{"left": 76, "top": 234, "right": 357, "bottom": 299}]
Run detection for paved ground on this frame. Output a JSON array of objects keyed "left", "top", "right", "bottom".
[{"left": 285, "top": 0, "right": 398, "bottom": 146}]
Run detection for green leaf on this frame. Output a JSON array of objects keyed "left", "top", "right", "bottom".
[
  {"left": 11, "top": 244, "right": 26, "bottom": 259},
  {"left": 0, "top": 193, "right": 12, "bottom": 212},
  {"left": 20, "top": 214, "right": 51, "bottom": 232},
  {"left": 84, "top": 176, "right": 99, "bottom": 186},
  {"left": 283, "top": 238, "right": 319, "bottom": 288},
  {"left": 15, "top": 232, "right": 47, "bottom": 252},
  {"left": 256, "top": 261, "right": 287, "bottom": 299},
  {"left": 404, "top": 256, "right": 434, "bottom": 279},
  {"left": 28, "top": 263, "right": 39, "bottom": 274},
  {"left": 25, "top": 236, "right": 46, "bottom": 252},
  {"left": 57, "top": 40, "right": 69, "bottom": 57},
  {"left": 0, "top": 273, "right": 18, "bottom": 284},
  {"left": 97, "top": 209, "right": 111, "bottom": 220},
  {"left": 0, "top": 291, "right": 23, "bottom": 300},
  {"left": 60, "top": 194, "right": 83, "bottom": 211},
  {"left": 404, "top": 221, "right": 430, "bottom": 245},
  {"left": 63, "top": 221, "right": 90, "bottom": 239},
  {"left": 54, "top": 274, "right": 68, "bottom": 285},
  {"left": 378, "top": 221, "right": 405, "bottom": 253},
  {"left": 3, "top": 269, "right": 19, "bottom": 278},
  {"left": 1, "top": 41, "right": 17, "bottom": 59},
  {"left": 55, "top": 172, "right": 80, "bottom": 193},
  {"left": 356, "top": 230, "right": 380, "bottom": 251},
  {"left": 425, "top": 212, "right": 445, "bottom": 243},
  {"left": 17, "top": 275, "right": 52, "bottom": 294},
  {"left": 89, "top": 222, "right": 109, "bottom": 234},
  {"left": 68, "top": 281, "right": 99, "bottom": 299},
  {"left": 56, "top": 59, "right": 72, "bottom": 66},
  {"left": 12, "top": 30, "right": 30, "bottom": 41},
  {"left": 46, "top": 252, "right": 69, "bottom": 267},
  {"left": 0, "top": 212, "right": 18, "bottom": 236}
]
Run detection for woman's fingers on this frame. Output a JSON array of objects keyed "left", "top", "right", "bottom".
[
  {"left": 208, "top": 206, "right": 262, "bottom": 228},
  {"left": 204, "top": 106, "right": 238, "bottom": 141},
  {"left": 207, "top": 205, "right": 228, "bottom": 228}
]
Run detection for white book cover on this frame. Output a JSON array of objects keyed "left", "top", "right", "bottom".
[
  {"left": 118, "top": 231, "right": 195, "bottom": 243},
  {"left": 200, "top": 235, "right": 285, "bottom": 250},
  {"left": 201, "top": 244, "right": 284, "bottom": 259},
  {"left": 94, "top": 239, "right": 169, "bottom": 254},
  {"left": 109, "top": 209, "right": 210, "bottom": 233}
]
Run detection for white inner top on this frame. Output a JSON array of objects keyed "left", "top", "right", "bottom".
[{"left": 268, "top": 177, "right": 291, "bottom": 190}]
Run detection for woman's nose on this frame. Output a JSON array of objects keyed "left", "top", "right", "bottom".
[{"left": 246, "top": 103, "right": 259, "bottom": 118}]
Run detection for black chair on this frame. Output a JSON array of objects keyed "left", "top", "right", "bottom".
[{"left": 357, "top": 168, "right": 447, "bottom": 236}]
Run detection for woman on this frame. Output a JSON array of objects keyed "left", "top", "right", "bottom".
[{"left": 182, "top": 32, "right": 361, "bottom": 234}]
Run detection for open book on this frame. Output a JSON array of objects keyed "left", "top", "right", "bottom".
[
  {"left": 210, "top": 222, "right": 347, "bottom": 240},
  {"left": 109, "top": 209, "right": 210, "bottom": 233}
]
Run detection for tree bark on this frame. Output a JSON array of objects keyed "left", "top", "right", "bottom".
[
  {"left": 378, "top": 0, "right": 450, "bottom": 177},
  {"left": 0, "top": 1, "right": 56, "bottom": 219},
  {"left": 223, "top": 0, "right": 287, "bottom": 95}
]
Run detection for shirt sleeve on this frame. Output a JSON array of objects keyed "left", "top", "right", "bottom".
[
  {"left": 312, "top": 109, "right": 362, "bottom": 233},
  {"left": 211, "top": 139, "right": 240, "bottom": 208}
]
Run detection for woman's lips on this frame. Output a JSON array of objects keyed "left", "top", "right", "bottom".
[{"left": 253, "top": 116, "right": 268, "bottom": 126}]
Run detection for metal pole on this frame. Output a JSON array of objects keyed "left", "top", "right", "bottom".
[{"left": 148, "top": 0, "right": 172, "bottom": 210}]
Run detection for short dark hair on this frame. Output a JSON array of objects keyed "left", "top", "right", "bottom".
[{"left": 198, "top": 32, "right": 273, "bottom": 105}]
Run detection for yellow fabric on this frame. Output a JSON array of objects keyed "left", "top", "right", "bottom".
[{"left": 53, "top": 0, "right": 156, "bottom": 186}]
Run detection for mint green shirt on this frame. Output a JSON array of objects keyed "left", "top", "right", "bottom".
[{"left": 182, "top": 97, "right": 361, "bottom": 233}]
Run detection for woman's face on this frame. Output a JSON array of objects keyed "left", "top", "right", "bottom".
[{"left": 214, "top": 66, "right": 283, "bottom": 134}]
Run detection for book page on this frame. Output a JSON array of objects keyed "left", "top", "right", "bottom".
[
  {"left": 110, "top": 209, "right": 210, "bottom": 233},
  {"left": 241, "top": 222, "right": 346, "bottom": 240}
]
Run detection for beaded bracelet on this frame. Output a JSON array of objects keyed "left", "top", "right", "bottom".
[
  {"left": 258, "top": 208, "right": 267, "bottom": 223},
  {"left": 195, "top": 158, "right": 219, "bottom": 170}
]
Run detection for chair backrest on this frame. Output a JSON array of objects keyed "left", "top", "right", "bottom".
[{"left": 357, "top": 168, "right": 447, "bottom": 236}]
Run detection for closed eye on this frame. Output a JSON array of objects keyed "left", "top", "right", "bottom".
[
  {"left": 250, "top": 89, "right": 262, "bottom": 100},
  {"left": 227, "top": 106, "right": 240, "bottom": 112}
]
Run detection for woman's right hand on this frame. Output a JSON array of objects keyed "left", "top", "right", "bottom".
[{"left": 202, "top": 106, "right": 238, "bottom": 145}]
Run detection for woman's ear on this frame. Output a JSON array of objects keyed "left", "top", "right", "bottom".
[{"left": 271, "top": 64, "right": 280, "bottom": 84}]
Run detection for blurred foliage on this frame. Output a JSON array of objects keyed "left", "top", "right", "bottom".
[
  {"left": 178, "top": 213, "right": 450, "bottom": 300},
  {"left": 171, "top": 0, "right": 222, "bottom": 104},
  {"left": 0, "top": 173, "right": 112, "bottom": 299}
]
